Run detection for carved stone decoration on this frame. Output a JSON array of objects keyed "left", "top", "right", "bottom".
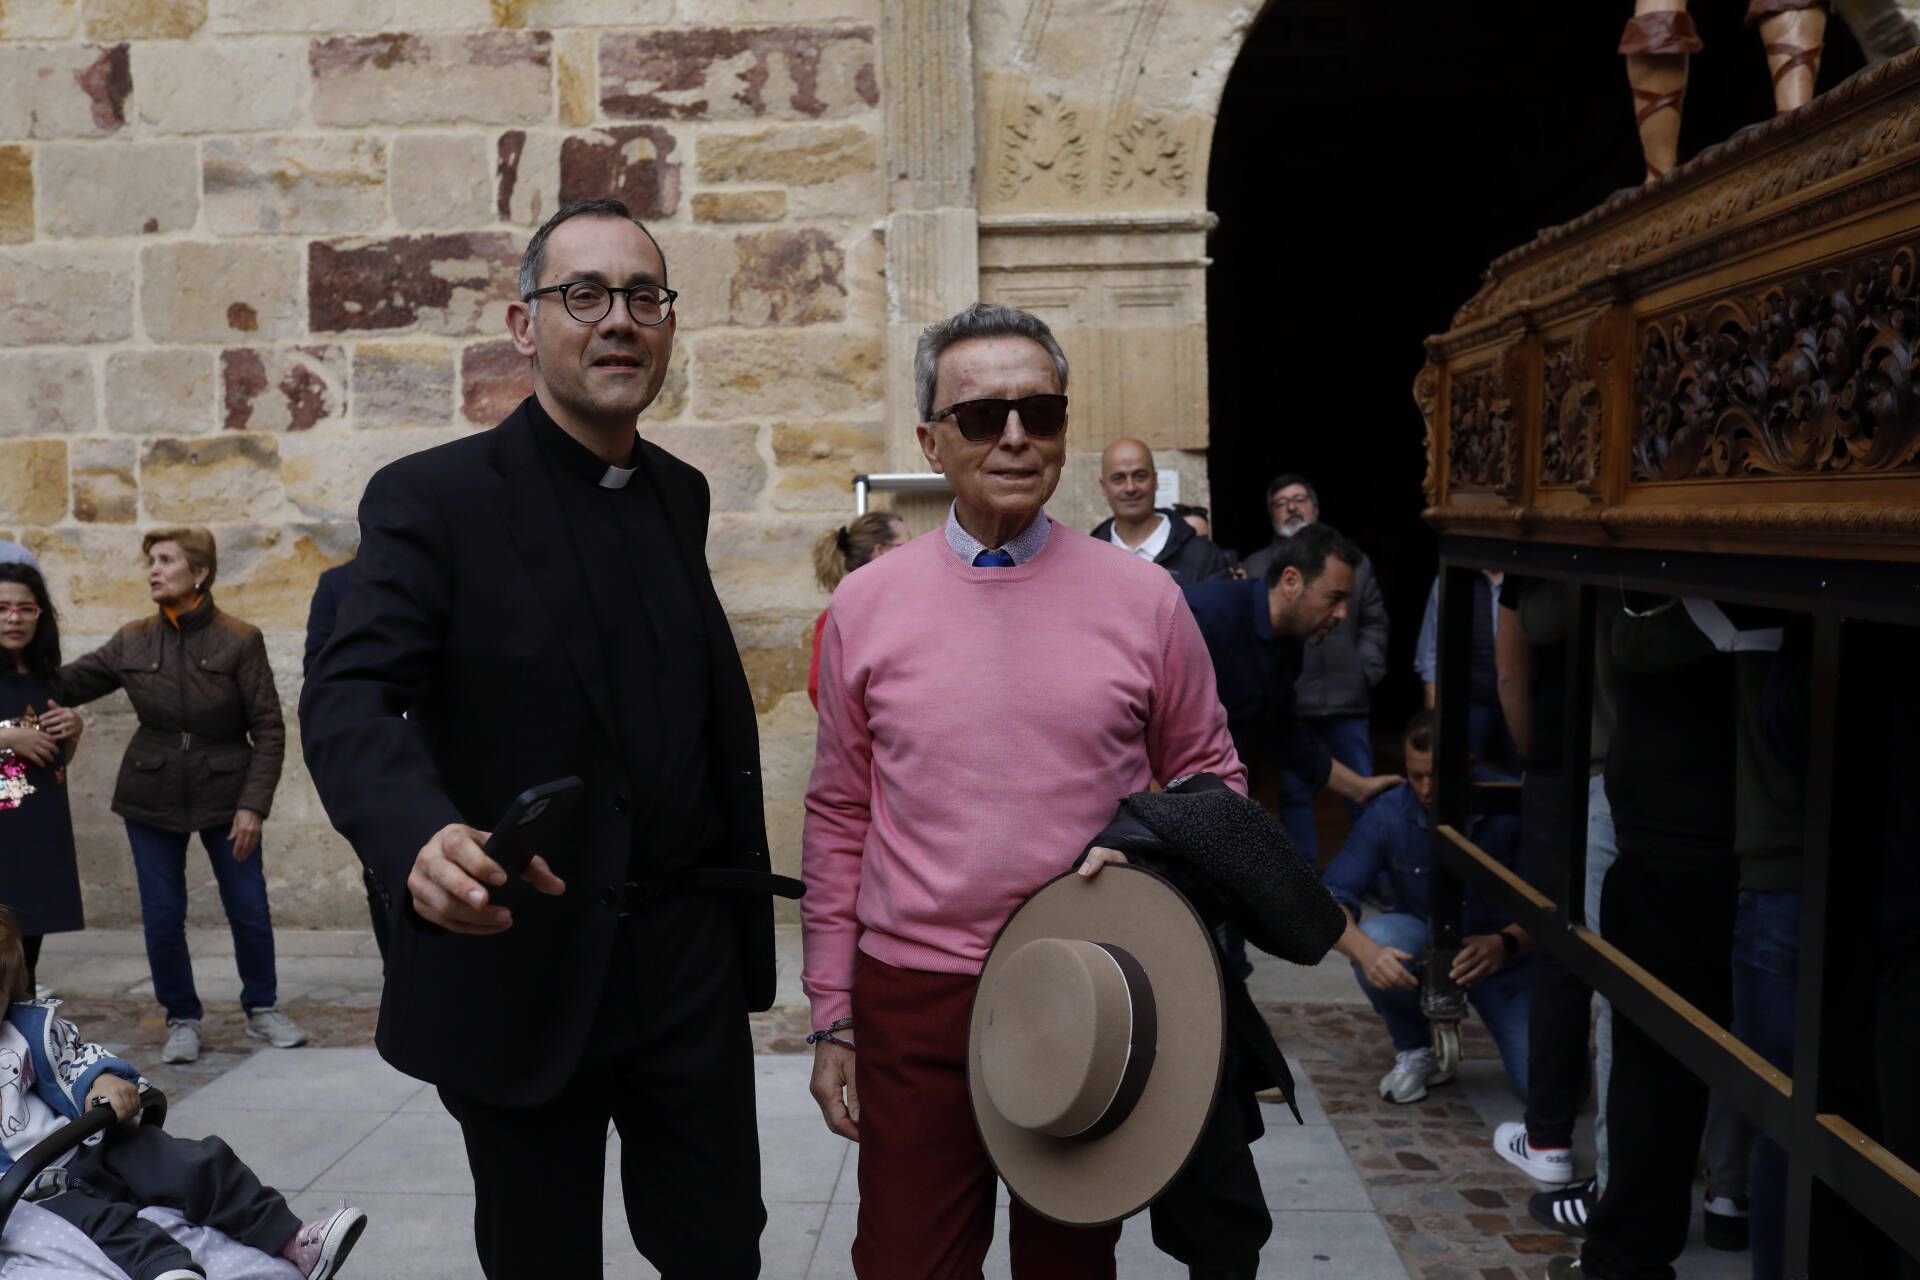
[
  {"left": 1632, "top": 242, "right": 1920, "bottom": 480},
  {"left": 996, "top": 89, "right": 1089, "bottom": 201},
  {"left": 1103, "top": 109, "right": 1191, "bottom": 196},
  {"left": 1446, "top": 364, "right": 1516, "bottom": 494},
  {"left": 1414, "top": 359, "right": 1440, "bottom": 506},
  {"left": 1541, "top": 335, "right": 1601, "bottom": 488}
]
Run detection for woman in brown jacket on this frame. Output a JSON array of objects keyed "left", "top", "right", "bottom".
[{"left": 56, "top": 528, "right": 305, "bottom": 1065}]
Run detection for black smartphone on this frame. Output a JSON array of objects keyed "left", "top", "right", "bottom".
[{"left": 483, "top": 777, "right": 584, "bottom": 881}]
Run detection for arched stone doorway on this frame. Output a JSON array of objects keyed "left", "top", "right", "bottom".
[
  {"left": 1201, "top": 0, "right": 1868, "bottom": 726},
  {"left": 876, "top": 0, "right": 1263, "bottom": 535}
]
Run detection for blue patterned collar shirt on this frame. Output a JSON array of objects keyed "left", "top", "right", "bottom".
[{"left": 942, "top": 504, "right": 1053, "bottom": 566}]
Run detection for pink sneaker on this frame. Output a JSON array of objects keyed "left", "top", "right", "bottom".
[{"left": 281, "top": 1203, "right": 367, "bottom": 1279}]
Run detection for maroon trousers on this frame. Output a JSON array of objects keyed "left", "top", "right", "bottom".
[{"left": 851, "top": 952, "right": 1122, "bottom": 1280}]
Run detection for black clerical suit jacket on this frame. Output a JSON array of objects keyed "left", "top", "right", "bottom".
[{"left": 299, "top": 399, "right": 775, "bottom": 1108}]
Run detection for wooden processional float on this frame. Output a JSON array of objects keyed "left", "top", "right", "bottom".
[{"left": 1416, "top": 46, "right": 1920, "bottom": 563}]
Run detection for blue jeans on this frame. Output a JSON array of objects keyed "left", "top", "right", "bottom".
[
  {"left": 1732, "top": 889, "right": 1800, "bottom": 1280},
  {"left": 124, "top": 819, "right": 278, "bottom": 1021},
  {"left": 1352, "top": 912, "right": 1533, "bottom": 1097},
  {"left": 1468, "top": 701, "right": 1517, "bottom": 773},
  {"left": 1279, "top": 714, "right": 1374, "bottom": 862}
]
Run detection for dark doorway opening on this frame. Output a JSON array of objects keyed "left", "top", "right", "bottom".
[{"left": 1205, "top": 0, "right": 1866, "bottom": 742}]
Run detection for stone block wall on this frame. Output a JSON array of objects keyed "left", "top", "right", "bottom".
[{"left": 0, "top": 0, "right": 892, "bottom": 928}]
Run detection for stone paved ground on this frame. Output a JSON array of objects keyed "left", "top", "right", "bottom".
[
  {"left": 43, "top": 931, "right": 1745, "bottom": 1279},
  {"left": 59, "top": 990, "right": 1570, "bottom": 1277},
  {"left": 1263, "top": 1003, "right": 1574, "bottom": 1280},
  {"left": 43, "top": 992, "right": 380, "bottom": 1105}
]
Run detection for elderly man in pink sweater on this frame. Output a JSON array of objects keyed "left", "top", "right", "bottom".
[{"left": 802, "top": 302, "right": 1246, "bottom": 1279}]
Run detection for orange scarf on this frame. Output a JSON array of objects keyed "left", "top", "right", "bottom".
[{"left": 163, "top": 593, "right": 204, "bottom": 629}]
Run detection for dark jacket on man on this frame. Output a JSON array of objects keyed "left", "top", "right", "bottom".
[
  {"left": 57, "top": 596, "right": 284, "bottom": 833},
  {"left": 302, "top": 561, "right": 352, "bottom": 678},
  {"left": 1088, "top": 510, "right": 1235, "bottom": 586},
  {"left": 1073, "top": 773, "right": 1346, "bottom": 1273},
  {"left": 299, "top": 397, "right": 777, "bottom": 1108},
  {"left": 1182, "top": 577, "right": 1332, "bottom": 792},
  {"left": 1241, "top": 540, "right": 1388, "bottom": 718}
]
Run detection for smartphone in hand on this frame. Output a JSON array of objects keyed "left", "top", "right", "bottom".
[{"left": 483, "top": 777, "right": 584, "bottom": 885}]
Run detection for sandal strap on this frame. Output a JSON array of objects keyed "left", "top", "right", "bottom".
[
  {"left": 1747, "top": 0, "right": 1827, "bottom": 23},
  {"left": 1620, "top": 10, "right": 1705, "bottom": 56},
  {"left": 1634, "top": 86, "right": 1687, "bottom": 126},
  {"left": 1764, "top": 40, "right": 1823, "bottom": 86}
]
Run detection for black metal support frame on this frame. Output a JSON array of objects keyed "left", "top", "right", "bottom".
[{"left": 1428, "top": 535, "right": 1920, "bottom": 1276}]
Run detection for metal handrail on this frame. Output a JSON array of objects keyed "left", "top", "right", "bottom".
[
  {"left": 1428, "top": 536, "right": 1920, "bottom": 1272},
  {"left": 852, "top": 473, "right": 950, "bottom": 515}
]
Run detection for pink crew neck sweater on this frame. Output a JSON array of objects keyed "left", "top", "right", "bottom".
[{"left": 800, "top": 521, "right": 1246, "bottom": 1029}]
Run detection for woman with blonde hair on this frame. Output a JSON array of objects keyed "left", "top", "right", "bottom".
[
  {"left": 55, "top": 527, "right": 299, "bottom": 1066},
  {"left": 808, "top": 512, "right": 908, "bottom": 709}
]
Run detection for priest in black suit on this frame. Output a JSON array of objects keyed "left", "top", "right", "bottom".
[{"left": 300, "top": 198, "right": 786, "bottom": 1277}]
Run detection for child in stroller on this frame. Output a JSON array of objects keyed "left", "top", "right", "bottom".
[{"left": 0, "top": 909, "right": 366, "bottom": 1279}]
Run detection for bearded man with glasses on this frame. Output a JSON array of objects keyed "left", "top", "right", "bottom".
[
  {"left": 802, "top": 302, "right": 1248, "bottom": 1277},
  {"left": 301, "top": 198, "right": 789, "bottom": 1277}
]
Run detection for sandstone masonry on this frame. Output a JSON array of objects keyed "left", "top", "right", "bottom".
[
  {"left": 1, "top": 0, "right": 1237, "bottom": 931},
  {"left": 0, "top": 0, "right": 895, "bottom": 930}
]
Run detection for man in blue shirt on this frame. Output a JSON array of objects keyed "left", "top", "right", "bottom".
[
  {"left": 1183, "top": 523, "right": 1400, "bottom": 816},
  {"left": 1322, "top": 711, "right": 1533, "bottom": 1104}
]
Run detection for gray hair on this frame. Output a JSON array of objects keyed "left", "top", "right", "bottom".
[
  {"left": 518, "top": 197, "right": 667, "bottom": 302},
  {"left": 913, "top": 302, "right": 1070, "bottom": 422}
]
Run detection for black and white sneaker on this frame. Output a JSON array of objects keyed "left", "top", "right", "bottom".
[
  {"left": 1493, "top": 1121, "right": 1577, "bottom": 1184},
  {"left": 1530, "top": 1177, "right": 1597, "bottom": 1237}
]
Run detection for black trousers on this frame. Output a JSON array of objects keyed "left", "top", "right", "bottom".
[
  {"left": 1148, "top": 1036, "right": 1274, "bottom": 1279},
  {"left": 1582, "top": 852, "right": 1738, "bottom": 1280},
  {"left": 438, "top": 892, "right": 764, "bottom": 1278},
  {"left": 1881, "top": 947, "right": 1920, "bottom": 1280},
  {"left": 39, "top": 1126, "right": 301, "bottom": 1280},
  {"left": 1519, "top": 775, "right": 1592, "bottom": 1148}
]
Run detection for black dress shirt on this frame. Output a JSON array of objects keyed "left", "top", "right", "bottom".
[{"left": 527, "top": 398, "right": 726, "bottom": 875}]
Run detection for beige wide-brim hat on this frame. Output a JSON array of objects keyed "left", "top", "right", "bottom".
[{"left": 967, "top": 864, "right": 1225, "bottom": 1227}]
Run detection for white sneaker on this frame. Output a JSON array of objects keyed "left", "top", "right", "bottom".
[
  {"left": 245, "top": 1007, "right": 309, "bottom": 1049},
  {"left": 160, "top": 1019, "right": 200, "bottom": 1064},
  {"left": 1378, "top": 1047, "right": 1453, "bottom": 1104},
  {"left": 1494, "top": 1120, "right": 1578, "bottom": 1184}
]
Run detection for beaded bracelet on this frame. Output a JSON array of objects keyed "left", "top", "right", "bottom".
[{"left": 805, "top": 1017, "right": 854, "bottom": 1049}]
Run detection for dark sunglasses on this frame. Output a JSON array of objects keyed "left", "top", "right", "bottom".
[{"left": 929, "top": 394, "right": 1069, "bottom": 442}]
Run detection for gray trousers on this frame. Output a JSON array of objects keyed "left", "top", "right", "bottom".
[{"left": 38, "top": 1125, "right": 300, "bottom": 1280}]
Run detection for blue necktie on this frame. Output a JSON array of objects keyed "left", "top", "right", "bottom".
[{"left": 973, "top": 549, "right": 1015, "bottom": 568}]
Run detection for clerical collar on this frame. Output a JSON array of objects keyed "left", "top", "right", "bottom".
[{"left": 525, "top": 395, "right": 640, "bottom": 487}]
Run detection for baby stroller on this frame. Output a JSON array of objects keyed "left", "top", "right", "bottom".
[{"left": 0, "top": 1091, "right": 300, "bottom": 1279}]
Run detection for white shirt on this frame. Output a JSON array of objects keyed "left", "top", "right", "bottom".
[
  {"left": 1108, "top": 514, "right": 1171, "bottom": 564},
  {"left": 0, "top": 1022, "right": 67, "bottom": 1163}
]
